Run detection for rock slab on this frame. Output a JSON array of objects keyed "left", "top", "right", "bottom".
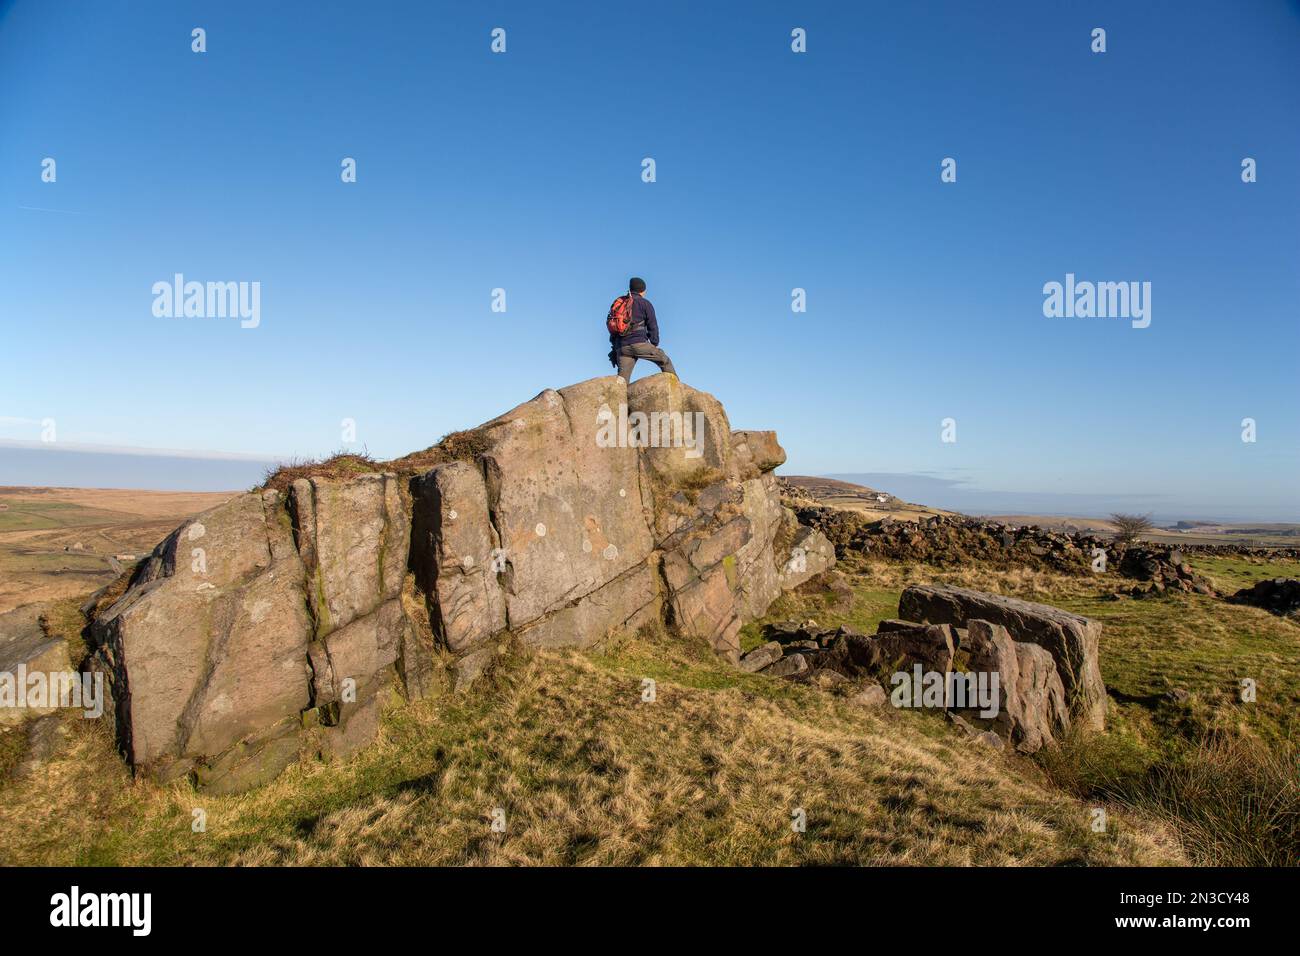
[{"left": 899, "top": 584, "right": 1105, "bottom": 730}]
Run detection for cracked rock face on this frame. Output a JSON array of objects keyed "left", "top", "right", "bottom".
[
  {"left": 86, "top": 376, "right": 833, "bottom": 792},
  {"left": 89, "top": 490, "right": 312, "bottom": 783},
  {"left": 953, "top": 620, "right": 1069, "bottom": 754},
  {"left": 899, "top": 584, "right": 1106, "bottom": 731}
]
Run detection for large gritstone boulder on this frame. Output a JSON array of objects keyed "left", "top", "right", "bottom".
[
  {"left": 89, "top": 491, "right": 315, "bottom": 788},
  {"left": 954, "top": 620, "right": 1069, "bottom": 753},
  {"left": 404, "top": 376, "right": 832, "bottom": 663},
  {"left": 898, "top": 584, "right": 1106, "bottom": 730},
  {"left": 85, "top": 376, "right": 833, "bottom": 791}
]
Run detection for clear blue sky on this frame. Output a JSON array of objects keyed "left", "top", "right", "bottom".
[{"left": 1, "top": 0, "right": 1297, "bottom": 519}]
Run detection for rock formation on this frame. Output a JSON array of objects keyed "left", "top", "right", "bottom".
[
  {"left": 1229, "top": 577, "right": 1300, "bottom": 619},
  {"left": 1116, "top": 548, "right": 1217, "bottom": 597},
  {"left": 738, "top": 584, "right": 1104, "bottom": 752},
  {"left": 899, "top": 585, "right": 1106, "bottom": 731},
  {"left": 83, "top": 376, "right": 834, "bottom": 792}
]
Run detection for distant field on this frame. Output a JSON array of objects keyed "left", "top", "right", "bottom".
[
  {"left": 0, "top": 486, "right": 234, "bottom": 613},
  {"left": 981, "top": 514, "right": 1117, "bottom": 533},
  {"left": 782, "top": 475, "right": 951, "bottom": 522}
]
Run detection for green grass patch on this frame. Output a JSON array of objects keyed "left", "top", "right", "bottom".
[
  {"left": 737, "top": 584, "right": 901, "bottom": 653},
  {"left": 1048, "top": 590, "right": 1300, "bottom": 750},
  {"left": 1189, "top": 554, "right": 1300, "bottom": 594}
]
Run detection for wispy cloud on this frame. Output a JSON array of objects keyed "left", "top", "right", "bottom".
[
  {"left": 16, "top": 205, "right": 82, "bottom": 215},
  {"left": 0, "top": 438, "right": 281, "bottom": 462}
]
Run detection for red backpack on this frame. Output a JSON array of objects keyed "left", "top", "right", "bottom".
[{"left": 606, "top": 293, "right": 636, "bottom": 336}]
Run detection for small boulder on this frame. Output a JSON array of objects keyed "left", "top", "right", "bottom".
[
  {"left": 947, "top": 712, "right": 977, "bottom": 736},
  {"left": 453, "top": 646, "right": 496, "bottom": 693},
  {"left": 1230, "top": 578, "right": 1300, "bottom": 619},
  {"left": 873, "top": 621, "right": 955, "bottom": 676},
  {"left": 819, "top": 630, "right": 882, "bottom": 676},
  {"left": 794, "top": 568, "right": 855, "bottom": 614},
  {"left": 763, "top": 621, "right": 810, "bottom": 644},
  {"left": 853, "top": 684, "right": 888, "bottom": 708},
  {"left": 738, "top": 641, "right": 783, "bottom": 673},
  {"left": 810, "top": 669, "right": 849, "bottom": 690},
  {"left": 766, "top": 653, "right": 810, "bottom": 679}
]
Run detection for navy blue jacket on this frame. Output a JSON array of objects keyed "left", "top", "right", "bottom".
[{"left": 610, "top": 294, "right": 659, "bottom": 348}]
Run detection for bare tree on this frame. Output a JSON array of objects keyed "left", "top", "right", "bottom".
[{"left": 1109, "top": 512, "right": 1154, "bottom": 545}]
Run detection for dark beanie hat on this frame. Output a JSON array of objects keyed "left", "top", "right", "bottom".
[{"left": 629, "top": 277, "right": 646, "bottom": 293}]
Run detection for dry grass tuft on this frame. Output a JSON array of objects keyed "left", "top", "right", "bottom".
[
  {"left": 85, "top": 567, "right": 136, "bottom": 622},
  {"left": 385, "top": 427, "right": 495, "bottom": 475},
  {"left": 39, "top": 596, "right": 92, "bottom": 665},
  {"left": 1040, "top": 729, "right": 1299, "bottom": 866},
  {"left": 261, "top": 428, "right": 496, "bottom": 494},
  {"left": 262, "top": 452, "right": 380, "bottom": 495}
]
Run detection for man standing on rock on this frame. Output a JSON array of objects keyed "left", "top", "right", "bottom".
[{"left": 606, "top": 277, "right": 678, "bottom": 382}]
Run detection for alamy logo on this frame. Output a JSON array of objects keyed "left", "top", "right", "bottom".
[
  {"left": 50, "top": 886, "right": 151, "bottom": 936},
  {"left": 596, "top": 403, "right": 706, "bottom": 459},
  {"left": 1042, "top": 273, "right": 1150, "bottom": 328},
  {"left": 152, "top": 273, "right": 261, "bottom": 328},
  {"left": 0, "top": 667, "right": 103, "bottom": 718},
  {"left": 890, "top": 664, "right": 1001, "bottom": 718}
]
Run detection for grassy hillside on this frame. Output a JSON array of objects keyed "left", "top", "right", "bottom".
[
  {"left": 2, "top": 620, "right": 1178, "bottom": 867},
  {"left": 757, "top": 554, "right": 1300, "bottom": 865},
  {"left": 2, "top": 552, "right": 1294, "bottom": 867}
]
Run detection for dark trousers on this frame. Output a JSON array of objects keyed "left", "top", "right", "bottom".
[{"left": 616, "top": 342, "right": 677, "bottom": 382}]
